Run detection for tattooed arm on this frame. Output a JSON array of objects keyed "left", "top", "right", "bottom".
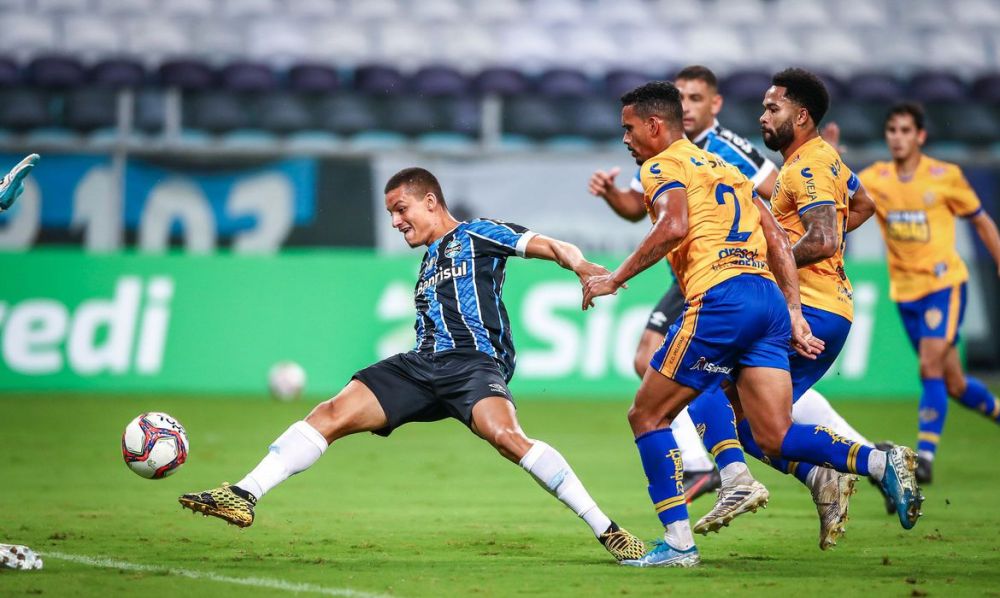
[
  {"left": 581, "top": 188, "right": 687, "bottom": 309},
  {"left": 793, "top": 204, "right": 839, "bottom": 267}
]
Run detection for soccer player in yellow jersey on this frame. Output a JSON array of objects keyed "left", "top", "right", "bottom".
[
  {"left": 858, "top": 102, "right": 1000, "bottom": 484},
  {"left": 581, "top": 81, "right": 921, "bottom": 567}
]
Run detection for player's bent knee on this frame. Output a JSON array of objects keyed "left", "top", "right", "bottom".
[
  {"left": 488, "top": 427, "right": 531, "bottom": 461},
  {"left": 627, "top": 403, "right": 669, "bottom": 436}
]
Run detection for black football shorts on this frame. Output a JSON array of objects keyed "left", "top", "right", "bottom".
[{"left": 645, "top": 284, "right": 686, "bottom": 335}]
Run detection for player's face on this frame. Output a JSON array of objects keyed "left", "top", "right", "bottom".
[
  {"left": 621, "top": 104, "right": 657, "bottom": 165},
  {"left": 386, "top": 186, "right": 436, "bottom": 247},
  {"left": 675, "top": 78, "right": 721, "bottom": 138},
  {"left": 885, "top": 113, "right": 926, "bottom": 161},
  {"left": 760, "top": 86, "right": 797, "bottom": 152}
]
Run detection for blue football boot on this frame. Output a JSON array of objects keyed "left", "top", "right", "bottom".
[
  {"left": 879, "top": 445, "right": 924, "bottom": 530},
  {"left": 620, "top": 540, "right": 700, "bottom": 568},
  {"left": 0, "top": 153, "right": 39, "bottom": 212}
]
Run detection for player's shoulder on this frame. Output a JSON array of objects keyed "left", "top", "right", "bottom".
[
  {"left": 642, "top": 146, "right": 686, "bottom": 178},
  {"left": 921, "top": 155, "right": 962, "bottom": 180}
]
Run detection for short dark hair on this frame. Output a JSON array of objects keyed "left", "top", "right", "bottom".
[
  {"left": 620, "top": 81, "right": 683, "bottom": 126},
  {"left": 885, "top": 101, "right": 925, "bottom": 130},
  {"left": 384, "top": 167, "right": 446, "bottom": 207},
  {"left": 675, "top": 65, "right": 718, "bottom": 90},
  {"left": 772, "top": 68, "right": 829, "bottom": 126}
]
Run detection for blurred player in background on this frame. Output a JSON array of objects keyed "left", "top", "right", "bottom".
[
  {"left": 0, "top": 153, "right": 39, "bottom": 212},
  {"left": 857, "top": 103, "right": 1000, "bottom": 484},
  {"left": 582, "top": 81, "right": 920, "bottom": 567},
  {"left": 179, "top": 167, "right": 647, "bottom": 563}
]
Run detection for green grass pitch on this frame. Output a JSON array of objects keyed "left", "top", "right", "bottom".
[{"left": 2, "top": 394, "right": 999, "bottom": 596}]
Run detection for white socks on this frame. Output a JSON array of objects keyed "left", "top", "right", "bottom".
[
  {"left": 672, "top": 407, "right": 715, "bottom": 472},
  {"left": 235, "top": 421, "right": 329, "bottom": 500},
  {"left": 918, "top": 450, "right": 935, "bottom": 462},
  {"left": 868, "top": 450, "right": 887, "bottom": 482},
  {"left": 719, "top": 462, "right": 752, "bottom": 488},
  {"left": 792, "top": 389, "right": 872, "bottom": 446},
  {"left": 665, "top": 519, "right": 695, "bottom": 550},
  {"left": 519, "top": 440, "right": 612, "bottom": 537}
]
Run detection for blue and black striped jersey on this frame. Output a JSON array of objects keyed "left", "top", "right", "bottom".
[{"left": 413, "top": 219, "right": 536, "bottom": 380}]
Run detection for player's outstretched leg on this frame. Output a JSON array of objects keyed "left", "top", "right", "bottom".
[
  {"left": 469, "top": 397, "right": 645, "bottom": 562},
  {"left": 687, "top": 389, "right": 769, "bottom": 535},
  {"left": 737, "top": 367, "right": 924, "bottom": 531},
  {"left": 179, "top": 379, "right": 385, "bottom": 527},
  {"left": 0, "top": 153, "right": 39, "bottom": 212}
]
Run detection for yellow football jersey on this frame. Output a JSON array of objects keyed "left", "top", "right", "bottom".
[
  {"left": 770, "top": 136, "right": 855, "bottom": 321},
  {"left": 859, "top": 155, "right": 981, "bottom": 302},
  {"left": 639, "top": 138, "right": 774, "bottom": 299}
]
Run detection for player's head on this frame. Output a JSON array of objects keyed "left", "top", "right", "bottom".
[
  {"left": 674, "top": 65, "right": 722, "bottom": 138},
  {"left": 384, "top": 167, "right": 450, "bottom": 247},
  {"left": 620, "top": 81, "right": 685, "bottom": 164},
  {"left": 760, "top": 68, "right": 829, "bottom": 152},
  {"left": 884, "top": 101, "right": 927, "bottom": 161}
]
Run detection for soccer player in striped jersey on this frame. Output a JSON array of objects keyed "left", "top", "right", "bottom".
[
  {"left": 179, "top": 167, "right": 646, "bottom": 563},
  {"left": 582, "top": 81, "right": 921, "bottom": 566},
  {"left": 858, "top": 103, "right": 1000, "bottom": 484}
]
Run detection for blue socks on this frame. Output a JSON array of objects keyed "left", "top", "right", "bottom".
[
  {"left": 737, "top": 419, "right": 814, "bottom": 484},
  {"left": 780, "top": 423, "right": 873, "bottom": 476},
  {"left": 956, "top": 376, "right": 1000, "bottom": 423},
  {"left": 687, "top": 388, "right": 746, "bottom": 470},
  {"left": 635, "top": 428, "right": 687, "bottom": 526},
  {"left": 918, "top": 378, "right": 948, "bottom": 456}
]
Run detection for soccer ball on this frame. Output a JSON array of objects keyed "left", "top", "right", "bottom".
[
  {"left": 268, "top": 361, "right": 307, "bottom": 401},
  {"left": 122, "top": 412, "right": 189, "bottom": 479}
]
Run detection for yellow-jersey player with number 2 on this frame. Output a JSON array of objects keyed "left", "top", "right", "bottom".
[{"left": 857, "top": 102, "right": 1000, "bottom": 485}]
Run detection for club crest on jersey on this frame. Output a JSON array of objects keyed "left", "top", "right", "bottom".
[
  {"left": 925, "top": 307, "right": 944, "bottom": 330},
  {"left": 800, "top": 167, "right": 813, "bottom": 178},
  {"left": 923, "top": 191, "right": 936, "bottom": 206},
  {"left": 649, "top": 163, "right": 661, "bottom": 174},
  {"left": 444, "top": 238, "right": 462, "bottom": 258}
]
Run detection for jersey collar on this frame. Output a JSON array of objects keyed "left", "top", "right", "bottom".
[{"left": 428, "top": 222, "right": 463, "bottom": 253}]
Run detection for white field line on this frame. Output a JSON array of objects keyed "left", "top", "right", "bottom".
[{"left": 41, "top": 551, "right": 393, "bottom": 598}]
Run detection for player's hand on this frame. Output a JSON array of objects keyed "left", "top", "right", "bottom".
[
  {"left": 820, "top": 123, "right": 846, "bottom": 155},
  {"left": 789, "top": 308, "right": 825, "bottom": 359},
  {"left": 575, "top": 260, "right": 612, "bottom": 281},
  {"left": 588, "top": 166, "right": 620, "bottom": 199},
  {"left": 581, "top": 273, "right": 622, "bottom": 310}
]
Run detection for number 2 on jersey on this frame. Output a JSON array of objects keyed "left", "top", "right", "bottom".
[{"left": 714, "top": 183, "right": 752, "bottom": 243}]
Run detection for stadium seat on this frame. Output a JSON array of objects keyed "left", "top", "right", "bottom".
[
  {"left": 0, "top": 56, "right": 19, "bottom": 87},
  {"left": 307, "top": 24, "right": 372, "bottom": 65},
  {"left": 813, "top": 71, "right": 847, "bottom": 101},
  {"left": 650, "top": 0, "right": 705, "bottom": 24},
  {"left": 91, "top": 58, "right": 146, "bottom": 88},
  {"left": 218, "top": 0, "right": 278, "bottom": 20},
  {"left": 95, "top": 0, "right": 154, "bottom": 17},
  {"left": 158, "top": 0, "right": 213, "bottom": 19},
  {"left": 134, "top": 89, "right": 166, "bottom": 132},
  {"left": 537, "top": 68, "right": 593, "bottom": 98},
  {"left": 500, "top": 26, "right": 559, "bottom": 72},
  {"left": 897, "top": 0, "right": 956, "bottom": 26},
  {"left": 925, "top": 103, "right": 1000, "bottom": 144},
  {"left": 27, "top": 54, "right": 86, "bottom": 88},
  {"left": 37, "top": 0, "right": 91, "bottom": 13},
  {"left": 706, "top": 0, "right": 767, "bottom": 25},
  {"left": 411, "top": 66, "right": 469, "bottom": 97},
  {"left": 219, "top": 61, "right": 278, "bottom": 93},
  {"left": 924, "top": 30, "right": 991, "bottom": 76},
  {"left": 284, "top": 0, "right": 339, "bottom": 19},
  {"left": 719, "top": 70, "right": 772, "bottom": 102},
  {"left": 381, "top": 96, "right": 443, "bottom": 137},
  {"left": 314, "top": 93, "right": 379, "bottom": 136},
  {"left": 952, "top": 0, "right": 1000, "bottom": 25},
  {"left": 473, "top": 67, "right": 531, "bottom": 96},
  {"left": 825, "top": 103, "right": 882, "bottom": 144},
  {"left": 972, "top": 73, "right": 1000, "bottom": 102},
  {"left": 553, "top": 26, "right": 621, "bottom": 73},
  {"left": 908, "top": 71, "right": 968, "bottom": 103},
  {"left": 746, "top": 31, "right": 802, "bottom": 72},
  {"left": 503, "top": 95, "right": 566, "bottom": 139},
  {"left": 185, "top": 91, "right": 251, "bottom": 133},
  {"left": 62, "top": 15, "right": 124, "bottom": 60},
  {"left": 682, "top": 25, "right": 750, "bottom": 72},
  {"left": 604, "top": 69, "right": 651, "bottom": 99},
  {"left": 0, "top": 88, "right": 52, "bottom": 131},
  {"left": 438, "top": 24, "right": 499, "bottom": 72},
  {"left": 64, "top": 88, "right": 118, "bottom": 131},
  {"left": 288, "top": 63, "right": 341, "bottom": 94},
  {"left": 127, "top": 18, "right": 189, "bottom": 63},
  {"left": 410, "top": 0, "right": 462, "bottom": 23},
  {"left": 441, "top": 96, "right": 481, "bottom": 137},
  {"left": 0, "top": 14, "right": 56, "bottom": 59},
  {"left": 354, "top": 64, "right": 408, "bottom": 95},
  {"left": 773, "top": 0, "right": 830, "bottom": 24},
  {"left": 159, "top": 59, "right": 215, "bottom": 90},
  {"left": 246, "top": 19, "right": 310, "bottom": 66},
  {"left": 256, "top": 92, "right": 313, "bottom": 134},
  {"left": 590, "top": 0, "right": 653, "bottom": 27},
  {"left": 376, "top": 21, "right": 434, "bottom": 70},
  {"left": 801, "top": 30, "right": 867, "bottom": 75},
  {"left": 835, "top": 0, "right": 890, "bottom": 26},
  {"left": 469, "top": 0, "right": 525, "bottom": 24},
  {"left": 526, "top": 0, "right": 585, "bottom": 26},
  {"left": 567, "top": 95, "right": 621, "bottom": 140},
  {"left": 345, "top": 0, "right": 400, "bottom": 22},
  {"left": 846, "top": 72, "right": 904, "bottom": 102}
]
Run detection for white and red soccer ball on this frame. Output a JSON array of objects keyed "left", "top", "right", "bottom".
[
  {"left": 122, "top": 412, "right": 189, "bottom": 479},
  {"left": 268, "top": 361, "right": 307, "bottom": 402}
]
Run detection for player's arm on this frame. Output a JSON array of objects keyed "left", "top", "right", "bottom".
[
  {"left": 581, "top": 188, "right": 687, "bottom": 309},
  {"left": 969, "top": 211, "right": 1000, "bottom": 277},
  {"left": 588, "top": 167, "right": 646, "bottom": 222},
  {"left": 754, "top": 197, "right": 824, "bottom": 359},
  {"left": 524, "top": 235, "right": 612, "bottom": 281},
  {"left": 753, "top": 169, "right": 778, "bottom": 201},
  {"left": 793, "top": 204, "right": 839, "bottom": 267},
  {"left": 847, "top": 182, "right": 875, "bottom": 232}
]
